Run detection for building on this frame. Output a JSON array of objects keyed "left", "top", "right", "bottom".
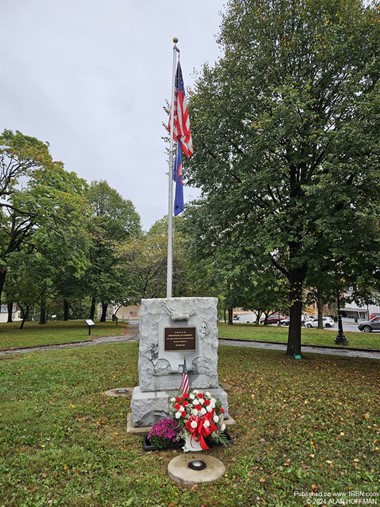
[{"left": 0, "top": 304, "right": 22, "bottom": 323}]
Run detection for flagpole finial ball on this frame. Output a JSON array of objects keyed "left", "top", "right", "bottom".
[{"left": 173, "top": 37, "right": 179, "bottom": 44}]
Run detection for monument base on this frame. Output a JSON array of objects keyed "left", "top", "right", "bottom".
[{"left": 130, "top": 385, "right": 229, "bottom": 428}]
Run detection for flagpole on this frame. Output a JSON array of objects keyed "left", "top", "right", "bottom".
[{"left": 167, "top": 37, "right": 179, "bottom": 298}]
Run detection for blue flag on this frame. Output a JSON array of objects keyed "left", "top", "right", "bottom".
[{"left": 173, "top": 142, "right": 184, "bottom": 215}]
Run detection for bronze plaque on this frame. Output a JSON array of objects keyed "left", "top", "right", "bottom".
[{"left": 164, "top": 327, "right": 196, "bottom": 351}]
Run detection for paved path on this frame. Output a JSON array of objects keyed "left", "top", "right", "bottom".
[
  {"left": 219, "top": 339, "right": 380, "bottom": 360},
  {"left": 0, "top": 332, "right": 139, "bottom": 356},
  {"left": 1, "top": 331, "right": 379, "bottom": 360}
]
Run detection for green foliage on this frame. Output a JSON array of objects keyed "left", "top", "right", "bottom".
[
  {"left": 82, "top": 181, "right": 142, "bottom": 316},
  {"left": 0, "top": 130, "right": 92, "bottom": 320},
  {"left": 87, "top": 180, "right": 141, "bottom": 241},
  {"left": 186, "top": 0, "right": 380, "bottom": 354},
  {"left": 117, "top": 217, "right": 194, "bottom": 301}
]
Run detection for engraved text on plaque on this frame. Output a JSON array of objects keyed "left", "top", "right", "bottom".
[{"left": 164, "top": 327, "right": 196, "bottom": 351}]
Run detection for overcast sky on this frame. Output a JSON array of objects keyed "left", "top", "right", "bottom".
[{"left": 0, "top": 0, "right": 225, "bottom": 230}]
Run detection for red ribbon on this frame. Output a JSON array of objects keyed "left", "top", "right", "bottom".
[{"left": 185, "top": 414, "right": 217, "bottom": 451}]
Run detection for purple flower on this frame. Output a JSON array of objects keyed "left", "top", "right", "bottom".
[{"left": 147, "top": 418, "right": 181, "bottom": 449}]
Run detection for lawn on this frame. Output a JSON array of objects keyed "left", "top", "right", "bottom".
[
  {"left": 1, "top": 320, "right": 379, "bottom": 353},
  {"left": 0, "top": 320, "right": 132, "bottom": 350},
  {"left": 219, "top": 323, "right": 380, "bottom": 351},
  {"left": 0, "top": 342, "right": 379, "bottom": 506}
]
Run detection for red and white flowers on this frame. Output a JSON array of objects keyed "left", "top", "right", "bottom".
[{"left": 169, "top": 390, "right": 227, "bottom": 451}]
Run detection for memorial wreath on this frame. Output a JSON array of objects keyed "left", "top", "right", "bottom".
[{"left": 169, "top": 390, "right": 227, "bottom": 451}]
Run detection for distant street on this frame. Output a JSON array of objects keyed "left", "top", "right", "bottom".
[{"left": 312, "top": 322, "right": 373, "bottom": 333}]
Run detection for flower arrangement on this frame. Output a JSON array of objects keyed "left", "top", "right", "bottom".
[
  {"left": 146, "top": 418, "right": 181, "bottom": 450},
  {"left": 169, "top": 390, "right": 227, "bottom": 451}
]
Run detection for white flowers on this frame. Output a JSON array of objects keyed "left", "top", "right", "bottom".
[{"left": 169, "top": 390, "right": 227, "bottom": 450}]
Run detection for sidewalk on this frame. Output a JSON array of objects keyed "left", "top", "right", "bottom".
[
  {"left": 0, "top": 332, "right": 139, "bottom": 357},
  {"left": 1, "top": 332, "right": 379, "bottom": 360},
  {"left": 219, "top": 338, "right": 380, "bottom": 360}
]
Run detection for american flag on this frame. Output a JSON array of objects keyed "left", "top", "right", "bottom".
[
  {"left": 179, "top": 357, "right": 190, "bottom": 394},
  {"left": 173, "top": 141, "right": 184, "bottom": 215},
  {"left": 170, "top": 62, "right": 193, "bottom": 158}
]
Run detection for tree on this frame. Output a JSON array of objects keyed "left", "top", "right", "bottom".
[
  {"left": 117, "top": 217, "right": 191, "bottom": 302},
  {"left": 0, "top": 130, "right": 54, "bottom": 299},
  {"left": 85, "top": 181, "right": 141, "bottom": 321},
  {"left": 0, "top": 130, "right": 91, "bottom": 310},
  {"left": 183, "top": 205, "right": 290, "bottom": 323},
  {"left": 186, "top": 0, "right": 380, "bottom": 355}
]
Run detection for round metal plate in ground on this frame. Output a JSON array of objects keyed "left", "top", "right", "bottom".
[
  {"left": 104, "top": 387, "right": 132, "bottom": 398},
  {"left": 168, "top": 454, "right": 226, "bottom": 486}
]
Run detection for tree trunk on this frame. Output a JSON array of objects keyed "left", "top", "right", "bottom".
[
  {"left": 63, "top": 299, "right": 70, "bottom": 321},
  {"left": 227, "top": 307, "right": 233, "bottom": 325},
  {"left": 286, "top": 270, "right": 306, "bottom": 357},
  {"left": 19, "top": 305, "right": 30, "bottom": 329},
  {"left": 39, "top": 299, "right": 47, "bottom": 325},
  {"left": 317, "top": 291, "right": 324, "bottom": 329},
  {"left": 0, "top": 270, "right": 6, "bottom": 304},
  {"left": 100, "top": 302, "right": 108, "bottom": 322},
  {"left": 7, "top": 302, "right": 13, "bottom": 323},
  {"left": 90, "top": 297, "right": 96, "bottom": 320}
]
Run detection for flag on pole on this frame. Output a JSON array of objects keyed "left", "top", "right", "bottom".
[
  {"left": 173, "top": 141, "right": 184, "bottom": 215},
  {"left": 170, "top": 61, "right": 193, "bottom": 158},
  {"left": 179, "top": 357, "right": 190, "bottom": 394}
]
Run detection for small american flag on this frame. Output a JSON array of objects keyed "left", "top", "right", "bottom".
[
  {"left": 179, "top": 357, "right": 190, "bottom": 394},
  {"left": 170, "top": 61, "right": 193, "bottom": 158}
]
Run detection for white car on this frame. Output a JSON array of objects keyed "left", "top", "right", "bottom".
[{"left": 305, "top": 317, "right": 335, "bottom": 328}]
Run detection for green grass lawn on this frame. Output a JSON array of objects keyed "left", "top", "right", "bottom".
[
  {"left": 1, "top": 320, "right": 379, "bottom": 353},
  {"left": 0, "top": 320, "right": 132, "bottom": 350},
  {"left": 0, "top": 342, "right": 379, "bottom": 506},
  {"left": 219, "top": 323, "right": 380, "bottom": 351}
]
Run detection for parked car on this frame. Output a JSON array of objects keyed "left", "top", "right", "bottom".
[
  {"left": 301, "top": 315, "right": 314, "bottom": 324},
  {"left": 358, "top": 316, "right": 380, "bottom": 333},
  {"left": 259, "top": 314, "right": 288, "bottom": 325},
  {"left": 304, "top": 317, "right": 335, "bottom": 328},
  {"left": 233, "top": 313, "right": 255, "bottom": 323},
  {"left": 369, "top": 312, "right": 380, "bottom": 320}
]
